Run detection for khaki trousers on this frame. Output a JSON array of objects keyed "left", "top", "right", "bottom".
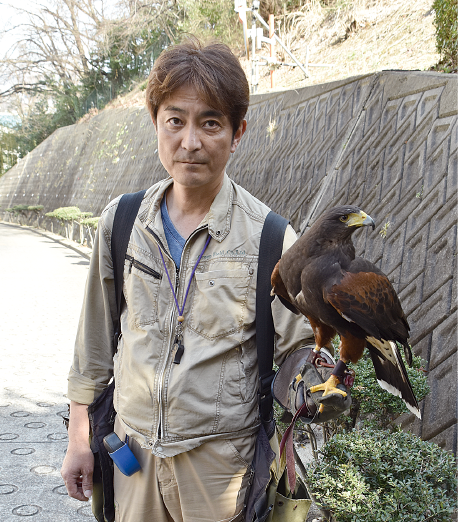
[{"left": 113, "top": 417, "right": 256, "bottom": 522}]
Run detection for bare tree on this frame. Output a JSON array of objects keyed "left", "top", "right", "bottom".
[
  {"left": 0, "top": 0, "right": 181, "bottom": 100},
  {"left": 0, "top": 0, "right": 104, "bottom": 95}
]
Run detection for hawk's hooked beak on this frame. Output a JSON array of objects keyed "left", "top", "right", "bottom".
[{"left": 347, "top": 211, "right": 375, "bottom": 230}]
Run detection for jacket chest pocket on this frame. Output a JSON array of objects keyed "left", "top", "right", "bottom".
[
  {"left": 188, "top": 268, "right": 255, "bottom": 340},
  {"left": 123, "top": 255, "right": 162, "bottom": 328}
]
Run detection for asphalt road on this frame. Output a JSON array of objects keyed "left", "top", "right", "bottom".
[{"left": 0, "top": 223, "right": 94, "bottom": 521}]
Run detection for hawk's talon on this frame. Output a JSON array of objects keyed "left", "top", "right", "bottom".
[{"left": 310, "top": 374, "right": 347, "bottom": 401}]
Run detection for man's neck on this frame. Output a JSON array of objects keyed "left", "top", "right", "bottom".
[{"left": 166, "top": 180, "right": 222, "bottom": 239}]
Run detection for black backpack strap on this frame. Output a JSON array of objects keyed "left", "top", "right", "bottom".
[
  {"left": 256, "top": 210, "right": 289, "bottom": 436},
  {"left": 110, "top": 189, "right": 146, "bottom": 345}
]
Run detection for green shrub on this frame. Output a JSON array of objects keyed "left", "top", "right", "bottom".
[
  {"left": 45, "top": 206, "right": 93, "bottom": 240},
  {"left": 45, "top": 206, "right": 92, "bottom": 223},
  {"left": 305, "top": 428, "right": 457, "bottom": 522},
  {"left": 80, "top": 216, "right": 99, "bottom": 229},
  {"left": 27, "top": 205, "right": 44, "bottom": 213},
  {"left": 433, "top": 0, "right": 458, "bottom": 69},
  {"left": 6, "top": 204, "right": 31, "bottom": 215},
  {"left": 6, "top": 204, "right": 44, "bottom": 216}
]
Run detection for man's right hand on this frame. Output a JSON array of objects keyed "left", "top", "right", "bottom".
[{"left": 61, "top": 401, "right": 94, "bottom": 501}]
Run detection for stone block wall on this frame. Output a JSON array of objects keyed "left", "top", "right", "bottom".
[{"left": 1, "top": 70, "right": 456, "bottom": 452}]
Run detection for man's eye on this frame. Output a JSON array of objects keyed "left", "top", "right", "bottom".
[
  {"left": 167, "top": 117, "right": 182, "bottom": 125},
  {"left": 204, "top": 120, "right": 220, "bottom": 128}
]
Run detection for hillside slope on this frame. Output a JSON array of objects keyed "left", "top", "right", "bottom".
[
  {"left": 243, "top": 0, "right": 440, "bottom": 92},
  {"left": 98, "top": 0, "right": 440, "bottom": 114}
]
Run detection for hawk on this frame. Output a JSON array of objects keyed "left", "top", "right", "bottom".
[{"left": 271, "top": 205, "right": 420, "bottom": 418}]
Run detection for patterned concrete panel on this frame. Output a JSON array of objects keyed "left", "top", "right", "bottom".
[
  {"left": 0, "top": 70, "right": 456, "bottom": 452},
  {"left": 409, "top": 280, "right": 454, "bottom": 345},
  {"left": 405, "top": 178, "right": 448, "bottom": 240},
  {"left": 380, "top": 221, "right": 407, "bottom": 278},
  {"left": 428, "top": 423, "right": 458, "bottom": 455},
  {"left": 452, "top": 271, "right": 457, "bottom": 316},
  {"left": 446, "top": 149, "right": 457, "bottom": 200},
  {"left": 430, "top": 313, "right": 458, "bottom": 370},
  {"left": 402, "top": 142, "right": 427, "bottom": 199},
  {"left": 380, "top": 149, "right": 404, "bottom": 200},
  {"left": 399, "top": 223, "right": 430, "bottom": 292},
  {"left": 421, "top": 355, "right": 457, "bottom": 442},
  {"left": 394, "top": 411, "right": 423, "bottom": 439},
  {"left": 428, "top": 193, "right": 457, "bottom": 247},
  {"left": 411, "top": 332, "right": 432, "bottom": 366},
  {"left": 423, "top": 226, "right": 456, "bottom": 302}
]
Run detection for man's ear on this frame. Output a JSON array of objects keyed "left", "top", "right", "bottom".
[
  {"left": 152, "top": 117, "right": 157, "bottom": 132},
  {"left": 231, "top": 120, "right": 247, "bottom": 153}
]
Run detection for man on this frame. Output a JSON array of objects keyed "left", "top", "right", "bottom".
[{"left": 61, "top": 38, "right": 314, "bottom": 522}]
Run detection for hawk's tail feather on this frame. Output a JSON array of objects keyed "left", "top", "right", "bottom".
[
  {"left": 401, "top": 341, "right": 413, "bottom": 367},
  {"left": 375, "top": 379, "right": 421, "bottom": 418},
  {"left": 366, "top": 338, "right": 421, "bottom": 419}
]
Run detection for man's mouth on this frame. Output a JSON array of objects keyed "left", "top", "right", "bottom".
[
  {"left": 177, "top": 160, "right": 206, "bottom": 165},
  {"left": 175, "top": 155, "right": 206, "bottom": 163}
]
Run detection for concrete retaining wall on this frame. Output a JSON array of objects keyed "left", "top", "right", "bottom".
[{"left": 1, "top": 70, "right": 456, "bottom": 452}]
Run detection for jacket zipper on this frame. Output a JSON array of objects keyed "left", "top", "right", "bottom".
[
  {"left": 158, "top": 266, "right": 180, "bottom": 442},
  {"left": 126, "top": 255, "right": 162, "bottom": 279},
  {"left": 147, "top": 225, "right": 208, "bottom": 444}
]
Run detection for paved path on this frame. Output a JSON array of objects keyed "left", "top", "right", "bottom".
[{"left": 0, "top": 223, "right": 93, "bottom": 521}]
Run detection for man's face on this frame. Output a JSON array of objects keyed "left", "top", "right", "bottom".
[{"left": 153, "top": 85, "right": 246, "bottom": 192}]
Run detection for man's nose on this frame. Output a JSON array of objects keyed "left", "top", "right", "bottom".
[{"left": 181, "top": 124, "right": 202, "bottom": 151}]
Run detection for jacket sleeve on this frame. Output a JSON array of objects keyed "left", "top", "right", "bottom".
[
  {"left": 272, "top": 224, "right": 315, "bottom": 367},
  {"left": 67, "top": 202, "right": 119, "bottom": 405}
]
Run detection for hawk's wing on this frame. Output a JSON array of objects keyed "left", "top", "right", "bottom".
[
  {"left": 324, "top": 257, "right": 410, "bottom": 349},
  {"left": 324, "top": 258, "right": 419, "bottom": 417}
]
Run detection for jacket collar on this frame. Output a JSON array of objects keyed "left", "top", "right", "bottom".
[
  {"left": 203, "top": 173, "right": 233, "bottom": 242},
  {"left": 142, "top": 173, "right": 233, "bottom": 244}
]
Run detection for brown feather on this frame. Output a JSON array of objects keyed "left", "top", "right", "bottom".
[
  {"left": 308, "top": 317, "right": 336, "bottom": 350},
  {"left": 339, "top": 331, "right": 366, "bottom": 364},
  {"left": 271, "top": 261, "right": 300, "bottom": 314},
  {"left": 326, "top": 271, "right": 409, "bottom": 344}
]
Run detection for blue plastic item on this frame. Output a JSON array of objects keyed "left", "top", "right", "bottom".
[{"left": 103, "top": 432, "right": 141, "bottom": 477}]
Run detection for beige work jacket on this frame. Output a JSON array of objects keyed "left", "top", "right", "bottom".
[{"left": 67, "top": 174, "right": 314, "bottom": 456}]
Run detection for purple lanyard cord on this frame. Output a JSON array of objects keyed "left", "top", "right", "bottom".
[{"left": 157, "top": 234, "right": 211, "bottom": 320}]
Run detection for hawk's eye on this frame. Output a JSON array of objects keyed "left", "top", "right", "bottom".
[{"left": 339, "top": 215, "right": 349, "bottom": 223}]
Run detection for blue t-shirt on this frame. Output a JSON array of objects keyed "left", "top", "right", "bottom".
[{"left": 161, "top": 194, "right": 186, "bottom": 268}]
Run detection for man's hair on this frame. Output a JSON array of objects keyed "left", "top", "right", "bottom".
[{"left": 146, "top": 37, "right": 250, "bottom": 134}]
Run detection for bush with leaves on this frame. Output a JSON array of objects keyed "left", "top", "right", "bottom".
[
  {"left": 45, "top": 206, "right": 88, "bottom": 223},
  {"left": 80, "top": 216, "right": 99, "bottom": 229},
  {"left": 6, "top": 204, "right": 44, "bottom": 224},
  {"left": 6, "top": 204, "right": 32, "bottom": 216},
  {"left": 304, "top": 428, "right": 457, "bottom": 522},
  {"left": 433, "top": 0, "right": 458, "bottom": 70},
  {"left": 27, "top": 205, "right": 44, "bottom": 214},
  {"left": 45, "top": 206, "right": 93, "bottom": 240},
  {"left": 294, "top": 341, "right": 453, "bottom": 522}
]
